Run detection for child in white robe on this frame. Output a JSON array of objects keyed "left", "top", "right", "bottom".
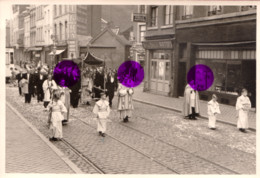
[
  {"left": 236, "top": 89, "right": 251, "bottom": 133},
  {"left": 47, "top": 89, "right": 67, "bottom": 141},
  {"left": 207, "top": 94, "right": 221, "bottom": 130},
  {"left": 93, "top": 92, "right": 111, "bottom": 137}
]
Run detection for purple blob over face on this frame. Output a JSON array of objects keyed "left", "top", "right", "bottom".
[
  {"left": 53, "top": 60, "right": 80, "bottom": 87},
  {"left": 117, "top": 61, "right": 144, "bottom": 88},
  {"left": 187, "top": 64, "right": 214, "bottom": 91}
]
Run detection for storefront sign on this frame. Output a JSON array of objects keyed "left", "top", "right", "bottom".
[
  {"left": 143, "top": 40, "right": 173, "bottom": 49},
  {"left": 132, "top": 13, "right": 147, "bottom": 22}
]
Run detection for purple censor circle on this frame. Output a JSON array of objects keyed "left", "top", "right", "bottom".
[
  {"left": 187, "top": 64, "right": 214, "bottom": 91},
  {"left": 117, "top": 61, "right": 144, "bottom": 88},
  {"left": 53, "top": 60, "right": 81, "bottom": 87}
]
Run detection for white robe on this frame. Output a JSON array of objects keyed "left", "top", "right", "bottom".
[
  {"left": 93, "top": 99, "right": 110, "bottom": 133},
  {"left": 47, "top": 100, "right": 67, "bottom": 138},
  {"left": 42, "top": 80, "right": 57, "bottom": 102},
  {"left": 207, "top": 100, "right": 221, "bottom": 128},
  {"left": 236, "top": 95, "right": 251, "bottom": 129}
]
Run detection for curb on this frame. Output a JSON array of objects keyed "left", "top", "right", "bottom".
[
  {"left": 133, "top": 98, "right": 256, "bottom": 132},
  {"left": 6, "top": 102, "right": 84, "bottom": 174}
]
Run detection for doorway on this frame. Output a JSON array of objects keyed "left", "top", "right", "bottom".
[{"left": 178, "top": 62, "right": 186, "bottom": 96}]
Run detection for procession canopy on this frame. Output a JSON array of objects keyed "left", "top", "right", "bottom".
[{"left": 83, "top": 52, "right": 104, "bottom": 66}]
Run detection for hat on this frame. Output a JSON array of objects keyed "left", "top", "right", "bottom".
[{"left": 100, "top": 92, "right": 106, "bottom": 96}]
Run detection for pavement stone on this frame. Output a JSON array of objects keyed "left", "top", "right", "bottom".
[
  {"left": 133, "top": 85, "right": 256, "bottom": 130},
  {"left": 6, "top": 106, "right": 74, "bottom": 173},
  {"left": 5, "top": 86, "right": 256, "bottom": 174}
]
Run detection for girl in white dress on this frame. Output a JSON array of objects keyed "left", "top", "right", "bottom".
[
  {"left": 47, "top": 90, "right": 67, "bottom": 141},
  {"left": 236, "top": 89, "right": 251, "bottom": 133},
  {"left": 207, "top": 94, "right": 221, "bottom": 130},
  {"left": 93, "top": 92, "right": 111, "bottom": 137}
]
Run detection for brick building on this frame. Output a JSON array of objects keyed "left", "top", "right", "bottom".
[{"left": 143, "top": 5, "right": 256, "bottom": 107}]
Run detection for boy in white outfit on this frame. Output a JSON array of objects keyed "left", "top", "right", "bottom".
[{"left": 207, "top": 94, "right": 221, "bottom": 130}]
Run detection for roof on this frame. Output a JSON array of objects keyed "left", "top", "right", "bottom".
[{"left": 90, "top": 27, "right": 132, "bottom": 46}]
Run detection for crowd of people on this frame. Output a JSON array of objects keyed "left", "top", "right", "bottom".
[
  {"left": 12, "top": 62, "right": 251, "bottom": 141},
  {"left": 15, "top": 64, "right": 135, "bottom": 139}
]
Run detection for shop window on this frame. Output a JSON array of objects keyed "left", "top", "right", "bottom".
[
  {"left": 151, "top": 61, "right": 158, "bottom": 79},
  {"left": 182, "top": 6, "right": 193, "bottom": 20},
  {"left": 165, "top": 62, "right": 171, "bottom": 80},
  {"left": 196, "top": 59, "right": 241, "bottom": 95},
  {"left": 164, "top": 5, "right": 174, "bottom": 25},
  {"left": 151, "top": 6, "right": 158, "bottom": 27}
]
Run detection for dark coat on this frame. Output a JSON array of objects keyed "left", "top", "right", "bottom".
[{"left": 22, "top": 73, "right": 35, "bottom": 94}]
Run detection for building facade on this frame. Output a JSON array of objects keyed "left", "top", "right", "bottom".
[
  {"left": 10, "top": 5, "right": 29, "bottom": 66},
  {"left": 143, "top": 5, "right": 256, "bottom": 107},
  {"left": 9, "top": 5, "right": 101, "bottom": 68}
]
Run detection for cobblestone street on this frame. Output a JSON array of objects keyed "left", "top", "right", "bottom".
[{"left": 6, "top": 86, "right": 256, "bottom": 174}]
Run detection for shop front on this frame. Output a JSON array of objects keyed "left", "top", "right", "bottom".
[
  {"left": 194, "top": 43, "right": 256, "bottom": 107},
  {"left": 175, "top": 11, "right": 256, "bottom": 107},
  {"left": 143, "top": 39, "right": 174, "bottom": 95}
]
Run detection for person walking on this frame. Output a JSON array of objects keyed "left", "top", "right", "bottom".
[
  {"left": 182, "top": 83, "right": 200, "bottom": 120},
  {"left": 35, "top": 68, "right": 46, "bottom": 102},
  {"left": 106, "top": 70, "right": 118, "bottom": 107},
  {"left": 58, "top": 85, "right": 71, "bottom": 124},
  {"left": 69, "top": 78, "right": 81, "bottom": 108},
  {"left": 81, "top": 72, "right": 93, "bottom": 105},
  {"left": 207, "top": 94, "right": 221, "bottom": 130},
  {"left": 93, "top": 92, "right": 111, "bottom": 137},
  {"left": 47, "top": 89, "right": 67, "bottom": 141},
  {"left": 236, "top": 88, "right": 251, "bottom": 133},
  {"left": 117, "top": 83, "right": 134, "bottom": 123},
  {"left": 16, "top": 70, "right": 24, "bottom": 96},
  {"left": 43, "top": 74, "right": 57, "bottom": 109},
  {"left": 22, "top": 68, "right": 35, "bottom": 103}
]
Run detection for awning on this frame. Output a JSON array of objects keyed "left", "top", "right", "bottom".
[
  {"left": 192, "top": 41, "right": 256, "bottom": 46},
  {"left": 83, "top": 52, "right": 104, "bottom": 66},
  {"left": 49, "top": 49, "right": 65, "bottom": 55}
]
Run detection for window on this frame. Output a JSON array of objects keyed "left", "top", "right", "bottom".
[
  {"left": 165, "top": 5, "right": 174, "bottom": 25},
  {"left": 54, "top": 5, "right": 56, "bottom": 16},
  {"left": 183, "top": 6, "right": 193, "bottom": 19},
  {"left": 59, "top": 5, "right": 62, "bottom": 15},
  {"left": 54, "top": 24, "right": 57, "bottom": 37},
  {"left": 151, "top": 6, "right": 158, "bottom": 27},
  {"left": 59, "top": 23, "right": 62, "bottom": 40},
  {"left": 65, "top": 21, "right": 67, "bottom": 40},
  {"left": 208, "top": 6, "right": 222, "bottom": 16},
  {"left": 140, "top": 5, "right": 146, "bottom": 14},
  {"left": 139, "top": 25, "right": 146, "bottom": 42}
]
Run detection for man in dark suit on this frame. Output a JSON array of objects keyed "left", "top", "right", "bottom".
[
  {"left": 16, "top": 70, "right": 24, "bottom": 96},
  {"left": 22, "top": 69, "right": 35, "bottom": 103},
  {"left": 106, "top": 70, "right": 118, "bottom": 107},
  {"left": 35, "top": 68, "right": 46, "bottom": 102},
  {"left": 69, "top": 77, "right": 81, "bottom": 108}
]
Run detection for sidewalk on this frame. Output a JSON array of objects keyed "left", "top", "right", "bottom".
[
  {"left": 6, "top": 104, "right": 80, "bottom": 173},
  {"left": 133, "top": 85, "right": 256, "bottom": 130}
]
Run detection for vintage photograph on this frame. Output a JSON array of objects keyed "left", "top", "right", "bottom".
[{"left": 4, "top": 4, "right": 256, "bottom": 174}]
